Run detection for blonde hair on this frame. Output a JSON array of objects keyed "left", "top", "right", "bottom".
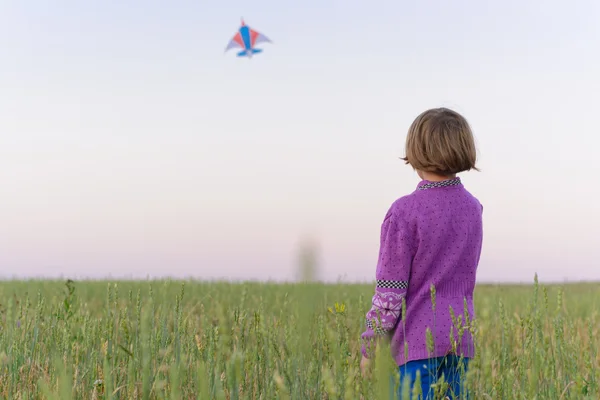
[{"left": 401, "top": 107, "right": 479, "bottom": 175}]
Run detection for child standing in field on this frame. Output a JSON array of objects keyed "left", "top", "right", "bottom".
[{"left": 360, "top": 108, "right": 483, "bottom": 399}]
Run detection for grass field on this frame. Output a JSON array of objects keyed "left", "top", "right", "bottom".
[{"left": 0, "top": 277, "right": 597, "bottom": 399}]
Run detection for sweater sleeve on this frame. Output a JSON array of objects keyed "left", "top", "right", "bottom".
[{"left": 361, "top": 204, "right": 414, "bottom": 359}]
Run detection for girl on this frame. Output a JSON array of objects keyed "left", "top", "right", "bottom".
[{"left": 360, "top": 108, "right": 483, "bottom": 399}]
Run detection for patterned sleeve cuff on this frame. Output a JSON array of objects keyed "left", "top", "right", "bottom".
[
  {"left": 360, "top": 280, "right": 408, "bottom": 358},
  {"left": 365, "top": 284, "right": 406, "bottom": 333},
  {"left": 365, "top": 318, "right": 390, "bottom": 335},
  {"left": 376, "top": 279, "right": 408, "bottom": 290}
]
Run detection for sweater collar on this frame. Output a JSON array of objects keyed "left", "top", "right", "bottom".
[{"left": 416, "top": 177, "right": 462, "bottom": 191}]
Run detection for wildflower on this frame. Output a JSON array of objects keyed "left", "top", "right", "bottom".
[{"left": 328, "top": 302, "right": 346, "bottom": 315}]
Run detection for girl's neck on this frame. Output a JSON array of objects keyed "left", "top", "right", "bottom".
[{"left": 418, "top": 171, "right": 457, "bottom": 182}]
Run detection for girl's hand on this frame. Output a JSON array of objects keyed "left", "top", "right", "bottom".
[{"left": 360, "top": 356, "right": 372, "bottom": 377}]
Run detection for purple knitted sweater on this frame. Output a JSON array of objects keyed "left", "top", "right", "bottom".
[{"left": 361, "top": 177, "right": 483, "bottom": 366}]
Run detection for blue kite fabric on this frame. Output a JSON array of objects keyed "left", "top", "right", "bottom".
[{"left": 225, "top": 18, "right": 272, "bottom": 58}]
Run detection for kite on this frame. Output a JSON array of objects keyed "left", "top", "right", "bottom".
[{"left": 225, "top": 18, "right": 272, "bottom": 58}]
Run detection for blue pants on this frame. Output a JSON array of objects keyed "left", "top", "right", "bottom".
[{"left": 397, "top": 355, "right": 469, "bottom": 399}]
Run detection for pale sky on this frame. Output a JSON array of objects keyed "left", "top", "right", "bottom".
[{"left": 1, "top": 0, "right": 599, "bottom": 282}]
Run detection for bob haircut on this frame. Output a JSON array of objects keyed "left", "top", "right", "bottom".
[{"left": 402, "top": 108, "right": 479, "bottom": 175}]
